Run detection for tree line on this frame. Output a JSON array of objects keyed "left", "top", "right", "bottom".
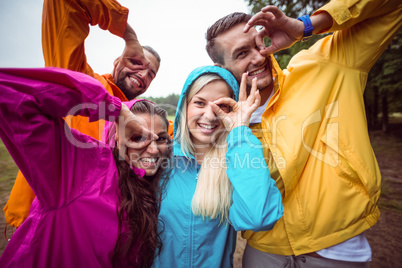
[{"left": 144, "top": 94, "right": 180, "bottom": 119}]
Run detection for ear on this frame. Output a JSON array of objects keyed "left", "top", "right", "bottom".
[
  {"left": 112, "top": 57, "right": 121, "bottom": 83},
  {"left": 113, "top": 57, "right": 121, "bottom": 67}
]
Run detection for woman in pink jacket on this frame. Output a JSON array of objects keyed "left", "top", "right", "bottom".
[{"left": 0, "top": 67, "right": 171, "bottom": 267}]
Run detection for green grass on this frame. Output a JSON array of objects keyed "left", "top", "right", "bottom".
[{"left": 0, "top": 142, "right": 18, "bottom": 190}]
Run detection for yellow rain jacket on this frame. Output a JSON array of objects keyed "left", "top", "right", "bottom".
[
  {"left": 245, "top": 0, "right": 402, "bottom": 256},
  {"left": 3, "top": 0, "right": 130, "bottom": 228}
]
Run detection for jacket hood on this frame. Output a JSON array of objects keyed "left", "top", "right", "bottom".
[
  {"left": 102, "top": 99, "right": 155, "bottom": 148},
  {"left": 173, "top": 66, "right": 240, "bottom": 156}
]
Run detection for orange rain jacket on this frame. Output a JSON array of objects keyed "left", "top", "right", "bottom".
[{"left": 4, "top": 0, "right": 136, "bottom": 228}]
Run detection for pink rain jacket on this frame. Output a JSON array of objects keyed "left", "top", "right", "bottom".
[{"left": 0, "top": 68, "right": 131, "bottom": 267}]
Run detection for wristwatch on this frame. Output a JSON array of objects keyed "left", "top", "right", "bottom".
[{"left": 297, "top": 15, "right": 314, "bottom": 42}]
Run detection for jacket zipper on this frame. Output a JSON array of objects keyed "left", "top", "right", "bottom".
[{"left": 189, "top": 163, "right": 200, "bottom": 267}]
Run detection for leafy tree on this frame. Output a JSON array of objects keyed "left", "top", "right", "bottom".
[
  {"left": 365, "top": 29, "right": 402, "bottom": 132},
  {"left": 144, "top": 94, "right": 180, "bottom": 119}
]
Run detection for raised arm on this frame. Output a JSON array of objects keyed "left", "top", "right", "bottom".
[
  {"left": 243, "top": 6, "right": 332, "bottom": 55},
  {"left": 315, "top": 0, "right": 402, "bottom": 71},
  {"left": 212, "top": 73, "right": 283, "bottom": 231},
  {"left": 245, "top": 0, "right": 401, "bottom": 70},
  {"left": 0, "top": 68, "right": 153, "bottom": 207},
  {"left": 0, "top": 69, "right": 121, "bottom": 205},
  {"left": 42, "top": 0, "right": 146, "bottom": 75}
]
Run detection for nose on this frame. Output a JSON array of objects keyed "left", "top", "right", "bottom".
[
  {"left": 203, "top": 104, "right": 218, "bottom": 121},
  {"left": 146, "top": 140, "right": 159, "bottom": 154},
  {"left": 137, "top": 69, "right": 149, "bottom": 79},
  {"left": 250, "top": 48, "right": 266, "bottom": 66}
]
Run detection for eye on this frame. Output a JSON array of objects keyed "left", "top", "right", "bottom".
[
  {"left": 130, "top": 135, "right": 147, "bottom": 143},
  {"left": 155, "top": 135, "right": 169, "bottom": 144},
  {"left": 236, "top": 51, "right": 247, "bottom": 59},
  {"left": 194, "top": 101, "right": 205, "bottom": 106},
  {"left": 147, "top": 70, "right": 156, "bottom": 80},
  {"left": 129, "top": 59, "right": 141, "bottom": 66},
  {"left": 218, "top": 104, "right": 230, "bottom": 112}
]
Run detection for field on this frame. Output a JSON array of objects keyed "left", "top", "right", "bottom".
[{"left": 1, "top": 122, "right": 401, "bottom": 267}]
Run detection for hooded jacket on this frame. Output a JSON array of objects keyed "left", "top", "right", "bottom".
[
  {"left": 152, "top": 66, "right": 283, "bottom": 268},
  {"left": 0, "top": 68, "right": 149, "bottom": 267},
  {"left": 243, "top": 0, "right": 402, "bottom": 256}
]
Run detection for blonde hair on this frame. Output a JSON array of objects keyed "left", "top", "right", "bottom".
[{"left": 175, "top": 74, "right": 234, "bottom": 223}]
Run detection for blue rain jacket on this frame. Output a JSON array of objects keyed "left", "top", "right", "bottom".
[{"left": 152, "top": 66, "right": 283, "bottom": 268}]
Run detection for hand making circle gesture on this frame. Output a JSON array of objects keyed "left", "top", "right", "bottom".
[
  {"left": 115, "top": 103, "right": 158, "bottom": 162},
  {"left": 243, "top": 6, "right": 304, "bottom": 56},
  {"left": 211, "top": 72, "right": 261, "bottom": 130}
]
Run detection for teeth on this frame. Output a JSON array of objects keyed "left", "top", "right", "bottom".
[
  {"left": 130, "top": 77, "right": 140, "bottom": 86},
  {"left": 141, "top": 158, "right": 157, "bottom": 163},
  {"left": 249, "top": 67, "right": 265, "bottom": 76},
  {"left": 199, "top": 123, "right": 215, "bottom": 130}
]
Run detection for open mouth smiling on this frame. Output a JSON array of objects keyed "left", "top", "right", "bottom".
[
  {"left": 129, "top": 75, "right": 144, "bottom": 89},
  {"left": 248, "top": 61, "right": 269, "bottom": 76},
  {"left": 140, "top": 157, "right": 159, "bottom": 166},
  {"left": 198, "top": 123, "right": 218, "bottom": 133}
]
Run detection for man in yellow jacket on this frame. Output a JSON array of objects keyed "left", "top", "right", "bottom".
[
  {"left": 206, "top": 0, "right": 401, "bottom": 266},
  {"left": 4, "top": 0, "right": 162, "bottom": 228}
]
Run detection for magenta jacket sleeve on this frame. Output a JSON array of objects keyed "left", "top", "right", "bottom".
[{"left": 0, "top": 67, "right": 121, "bottom": 207}]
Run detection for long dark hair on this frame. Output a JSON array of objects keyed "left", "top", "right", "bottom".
[{"left": 112, "top": 101, "right": 171, "bottom": 267}]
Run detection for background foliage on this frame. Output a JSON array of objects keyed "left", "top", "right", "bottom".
[{"left": 144, "top": 94, "right": 180, "bottom": 120}]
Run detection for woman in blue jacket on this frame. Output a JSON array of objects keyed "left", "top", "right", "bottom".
[{"left": 152, "top": 66, "right": 283, "bottom": 267}]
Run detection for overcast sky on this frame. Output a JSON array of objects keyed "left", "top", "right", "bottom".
[{"left": 0, "top": 0, "right": 250, "bottom": 97}]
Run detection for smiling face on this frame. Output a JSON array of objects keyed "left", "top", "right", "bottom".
[
  {"left": 127, "top": 113, "right": 169, "bottom": 177},
  {"left": 186, "top": 79, "right": 231, "bottom": 153},
  {"left": 114, "top": 49, "right": 160, "bottom": 100},
  {"left": 215, "top": 23, "right": 273, "bottom": 98}
]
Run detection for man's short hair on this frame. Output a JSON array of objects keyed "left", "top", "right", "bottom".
[
  {"left": 143, "top": 45, "right": 161, "bottom": 63},
  {"left": 206, "top": 12, "right": 252, "bottom": 65}
]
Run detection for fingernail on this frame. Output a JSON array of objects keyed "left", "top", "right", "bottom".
[{"left": 259, "top": 46, "right": 265, "bottom": 50}]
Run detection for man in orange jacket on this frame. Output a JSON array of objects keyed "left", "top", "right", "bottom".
[{"left": 4, "top": 0, "right": 163, "bottom": 229}]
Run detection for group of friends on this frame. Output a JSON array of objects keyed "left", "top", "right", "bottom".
[{"left": 0, "top": 0, "right": 401, "bottom": 267}]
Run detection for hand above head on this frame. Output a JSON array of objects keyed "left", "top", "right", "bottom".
[
  {"left": 119, "top": 24, "right": 150, "bottom": 72},
  {"left": 115, "top": 103, "right": 158, "bottom": 162},
  {"left": 211, "top": 73, "right": 261, "bottom": 130},
  {"left": 243, "top": 6, "right": 304, "bottom": 56}
]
